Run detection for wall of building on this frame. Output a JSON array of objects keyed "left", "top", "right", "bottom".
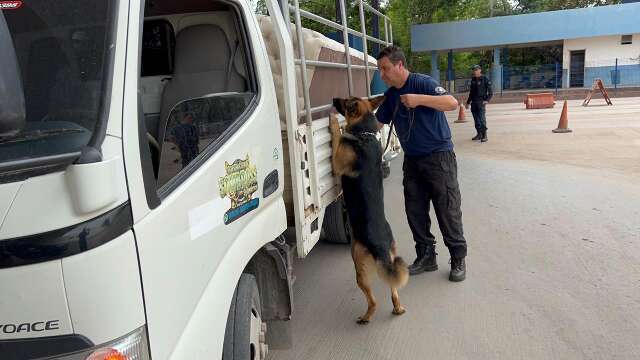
[{"left": 563, "top": 34, "right": 640, "bottom": 88}]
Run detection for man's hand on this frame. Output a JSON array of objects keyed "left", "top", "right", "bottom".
[
  {"left": 400, "top": 94, "right": 421, "bottom": 109},
  {"left": 483, "top": 101, "right": 489, "bottom": 105}
]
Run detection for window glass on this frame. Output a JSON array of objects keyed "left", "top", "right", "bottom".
[{"left": 156, "top": 93, "right": 254, "bottom": 188}]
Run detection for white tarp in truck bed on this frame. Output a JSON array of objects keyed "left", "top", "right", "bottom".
[
  {"left": 257, "top": 15, "right": 377, "bottom": 127},
  {"left": 258, "top": 15, "right": 378, "bottom": 227}
]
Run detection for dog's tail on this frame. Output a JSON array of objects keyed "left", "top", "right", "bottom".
[{"left": 377, "top": 256, "right": 409, "bottom": 289}]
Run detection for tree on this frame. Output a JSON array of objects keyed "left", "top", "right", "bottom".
[
  {"left": 384, "top": 0, "right": 621, "bottom": 79},
  {"left": 513, "top": 0, "right": 620, "bottom": 14},
  {"left": 252, "top": 0, "right": 622, "bottom": 79}
]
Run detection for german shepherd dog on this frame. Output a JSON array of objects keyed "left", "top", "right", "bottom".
[{"left": 330, "top": 96, "right": 409, "bottom": 324}]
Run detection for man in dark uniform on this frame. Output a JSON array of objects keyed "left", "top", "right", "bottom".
[
  {"left": 375, "top": 46, "right": 468, "bottom": 282},
  {"left": 465, "top": 65, "right": 492, "bottom": 142}
]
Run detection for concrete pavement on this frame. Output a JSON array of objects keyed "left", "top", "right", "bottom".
[{"left": 267, "top": 98, "right": 640, "bottom": 360}]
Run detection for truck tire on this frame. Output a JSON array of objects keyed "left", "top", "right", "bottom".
[
  {"left": 322, "top": 196, "right": 352, "bottom": 244},
  {"left": 223, "top": 274, "right": 268, "bottom": 360}
]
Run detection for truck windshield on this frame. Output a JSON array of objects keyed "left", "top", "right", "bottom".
[{"left": 0, "top": 0, "right": 117, "bottom": 180}]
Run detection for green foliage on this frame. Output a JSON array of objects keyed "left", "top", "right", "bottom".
[
  {"left": 384, "top": 0, "right": 620, "bottom": 78},
  {"left": 252, "top": 0, "right": 622, "bottom": 77},
  {"left": 254, "top": 0, "right": 387, "bottom": 44}
]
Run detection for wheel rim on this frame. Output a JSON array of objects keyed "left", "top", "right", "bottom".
[{"left": 249, "top": 305, "right": 268, "bottom": 360}]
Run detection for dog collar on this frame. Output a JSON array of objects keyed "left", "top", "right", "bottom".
[
  {"left": 342, "top": 132, "right": 377, "bottom": 141},
  {"left": 359, "top": 131, "right": 378, "bottom": 138}
]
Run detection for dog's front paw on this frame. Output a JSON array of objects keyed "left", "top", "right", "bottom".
[
  {"left": 356, "top": 317, "right": 370, "bottom": 325},
  {"left": 329, "top": 113, "right": 340, "bottom": 133}
]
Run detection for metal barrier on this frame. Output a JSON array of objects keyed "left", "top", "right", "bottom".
[
  {"left": 287, "top": 0, "right": 393, "bottom": 125},
  {"left": 288, "top": 0, "right": 392, "bottom": 212},
  {"left": 584, "top": 58, "right": 640, "bottom": 89},
  {"left": 502, "top": 63, "right": 562, "bottom": 92},
  {"left": 265, "top": 0, "right": 395, "bottom": 256}
]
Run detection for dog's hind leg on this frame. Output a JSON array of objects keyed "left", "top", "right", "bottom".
[
  {"left": 391, "top": 287, "right": 406, "bottom": 316},
  {"left": 352, "top": 241, "right": 377, "bottom": 324},
  {"left": 390, "top": 242, "right": 406, "bottom": 316},
  {"left": 356, "top": 267, "right": 377, "bottom": 324}
]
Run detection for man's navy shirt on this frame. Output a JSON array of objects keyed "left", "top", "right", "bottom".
[{"left": 376, "top": 73, "right": 454, "bottom": 156}]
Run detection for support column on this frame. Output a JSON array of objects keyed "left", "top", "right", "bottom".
[
  {"left": 447, "top": 51, "right": 454, "bottom": 80},
  {"left": 502, "top": 48, "right": 510, "bottom": 90},
  {"left": 335, "top": 0, "right": 343, "bottom": 43},
  {"left": 492, "top": 47, "right": 502, "bottom": 93},
  {"left": 431, "top": 51, "right": 440, "bottom": 82},
  {"left": 562, "top": 45, "right": 570, "bottom": 88},
  {"left": 447, "top": 50, "right": 454, "bottom": 92},
  {"left": 371, "top": 0, "right": 380, "bottom": 56}
]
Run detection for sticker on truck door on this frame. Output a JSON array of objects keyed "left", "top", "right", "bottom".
[
  {"left": 218, "top": 155, "right": 259, "bottom": 225},
  {"left": 0, "top": 1, "right": 23, "bottom": 9}
]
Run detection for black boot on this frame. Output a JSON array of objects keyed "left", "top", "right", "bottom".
[
  {"left": 408, "top": 246, "right": 438, "bottom": 276},
  {"left": 472, "top": 133, "right": 481, "bottom": 141},
  {"left": 481, "top": 131, "right": 488, "bottom": 142},
  {"left": 449, "top": 257, "right": 466, "bottom": 282}
]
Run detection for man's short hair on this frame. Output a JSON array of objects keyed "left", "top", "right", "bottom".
[{"left": 376, "top": 46, "right": 406, "bottom": 67}]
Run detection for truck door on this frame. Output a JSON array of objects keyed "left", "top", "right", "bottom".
[{"left": 120, "top": 0, "right": 285, "bottom": 358}]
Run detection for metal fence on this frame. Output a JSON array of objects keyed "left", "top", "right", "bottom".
[
  {"left": 450, "top": 63, "right": 562, "bottom": 94},
  {"left": 501, "top": 64, "right": 562, "bottom": 91},
  {"left": 583, "top": 58, "right": 640, "bottom": 88},
  {"left": 288, "top": 0, "right": 393, "bottom": 122},
  {"left": 449, "top": 58, "right": 640, "bottom": 95}
]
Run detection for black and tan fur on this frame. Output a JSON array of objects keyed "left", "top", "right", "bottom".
[{"left": 330, "top": 96, "right": 409, "bottom": 324}]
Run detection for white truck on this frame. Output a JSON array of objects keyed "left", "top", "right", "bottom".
[{"left": 0, "top": 0, "right": 399, "bottom": 359}]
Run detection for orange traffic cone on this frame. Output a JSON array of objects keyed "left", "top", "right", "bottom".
[
  {"left": 552, "top": 100, "right": 572, "bottom": 133},
  {"left": 455, "top": 102, "right": 467, "bottom": 123}
]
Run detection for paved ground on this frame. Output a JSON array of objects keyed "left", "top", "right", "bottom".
[
  {"left": 267, "top": 98, "right": 640, "bottom": 360},
  {"left": 451, "top": 97, "right": 640, "bottom": 178}
]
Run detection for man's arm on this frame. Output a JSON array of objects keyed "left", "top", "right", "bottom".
[
  {"left": 400, "top": 94, "right": 459, "bottom": 112},
  {"left": 375, "top": 94, "right": 393, "bottom": 128},
  {"left": 485, "top": 76, "right": 493, "bottom": 103}
]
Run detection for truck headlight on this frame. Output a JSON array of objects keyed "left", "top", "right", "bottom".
[{"left": 53, "top": 326, "right": 150, "bottom": 360}]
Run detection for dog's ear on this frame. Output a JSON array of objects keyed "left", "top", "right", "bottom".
[
  {"left": 368, "top": 96, "right": 386, "bottom": 110},
  {"left": 333, "top": 98, "right": 346, "bottom": 116}
]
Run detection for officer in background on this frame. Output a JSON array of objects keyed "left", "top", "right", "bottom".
[{"left": 465, "top": 65, "right": 492, "bottom": 142}]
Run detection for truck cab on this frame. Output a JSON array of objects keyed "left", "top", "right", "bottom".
[{"left": 0, "top": 0, "right": 396, "bottom": 358}]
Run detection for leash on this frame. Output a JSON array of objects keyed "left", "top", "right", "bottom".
[
  {"left": 382, "top": 101, "right": 398, "bottom": 153},
  {"left": 383, "top": 98, "right": 414, "bottom": 153}
]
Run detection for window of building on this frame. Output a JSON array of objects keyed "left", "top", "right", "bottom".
[{"left": 621, "top": 35, "right": 633, "bottom": 45}]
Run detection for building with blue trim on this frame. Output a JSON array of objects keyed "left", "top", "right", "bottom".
[{"left": 411, "top": 3, "right": 640, "bottom": 92}]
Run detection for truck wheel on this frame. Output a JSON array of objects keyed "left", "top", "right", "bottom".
[
  {"left": 223, "top": 274, "right": 268, "bottom": 360},
  {"left": 382, "top": 161, "right": 391, "bottom": 179},
  {"left": 322, "top": 196, "right": 351, "bottom": 244}
]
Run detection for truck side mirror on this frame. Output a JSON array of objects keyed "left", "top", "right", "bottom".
[{"left": 0, "top": 12, "right": 26, "bottom": 137}]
